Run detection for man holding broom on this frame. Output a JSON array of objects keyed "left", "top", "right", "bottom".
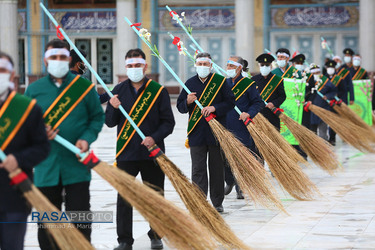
[
  {"left": 224, "top": 56, "right": 264, "bottom": 199},
  {"left": 106, "top": 48, "right": 175, "bottom": 250},
  {"left": 305, "top": 64, "right": 336, "bottom": 141},
  {"left": 325, "top": 59, "right": 348, "bottom": 145},
  {"left": 25, "top": 39, "right": 104, "bottom": 249},
  {"left": 252, "top": 53, "right": 286, "bottom": 131},
  {"left": 0, "top": 52, "right": 50, "bottom": 250},
  {"left": 177, "top": 52, "right": 235, "bottom": 213}
]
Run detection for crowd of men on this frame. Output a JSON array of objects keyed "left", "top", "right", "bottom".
[{"left": 0, "top": 37, "right": 371, "bottom": 250}]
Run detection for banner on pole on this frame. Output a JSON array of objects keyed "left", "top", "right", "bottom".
[
  {"left": 280, "top": 78, "right": 306, "bottom": 145},
  {"left": 349, "top": 79, "right": 372, "bottom": 126}
]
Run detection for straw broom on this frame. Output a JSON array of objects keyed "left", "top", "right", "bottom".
[
  {"left": 51, "top": 136, "right": 218, "bottom": 249},
  {"left": 246, "top": 121, "right": 319, "bottom": 200},
  {"left": 272, "top": 108, "right": 340, "bottom": 175},
  {"left": 92, "top": 161, "right": 217, "bottom": 250},
  {"left": 8, "top": 169, "right": 93, "bottom": 250},
  {"left": 333, "top": 101, "right": 375, "bottom": 142},
  {"left": 206, "top": 116, "right": 285, "bottom": 212},
  {"left": 309, "top": 104, "right": 375, "bottom": 153},
  {"left": 153, "top": 153, "right": 250, "bottom": 249},
  {"left": 253, "top": 113, "right": 307, "bottom": 165}
]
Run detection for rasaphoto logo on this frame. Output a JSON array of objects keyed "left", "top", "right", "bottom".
[{"left": 30, "top": 211, "right": 113, "bottom": 223}]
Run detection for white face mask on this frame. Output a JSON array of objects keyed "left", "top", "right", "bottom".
[
  {"left": 344, "top": 56, "right": 352, "bottom": 64},
  {"left": 196, "top": 66, "right": 211, "bottom": 78},
  {"left": 0, "top": 73, "right": 11, "bottom": 95},
  {"left": 327, "top": 67, "right": 335, "bottom": 75},
  {"left": 260, "top": 66, "right": 271, "bottom": 76},
  {"left": 353, "top": 59, "right": 361, "bottom": 67},
  {"left": 313, "top": 74, "right": 320, "bottom": 81},
  {"left": 127, "top": 67, "right": 145, "bottom": 83},
  {"left": 335, "top": 62, "right": 341, "bottom": 69},
  {"left": 241, "top": 71, "right": 249, "bottom": 78},
  {"left": 47, "top": 60, "right": 69, "bottom": 78},
  {"left": 277, "top": 59, "right": 286, "bottom": 68},
  {"left": 295, "top": 64, "right": 304, "bottom": 71},
  {"left": 226, "top": 68, "right": 237, "bottom": 78}
]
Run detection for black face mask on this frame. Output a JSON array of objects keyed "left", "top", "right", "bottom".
[{"left": 77, "top": 63, "right": 87, "bottom": 75}]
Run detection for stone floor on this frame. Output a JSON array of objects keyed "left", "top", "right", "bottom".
[{"left": 24, "top": 104, "right": 375, "bottom": 249}]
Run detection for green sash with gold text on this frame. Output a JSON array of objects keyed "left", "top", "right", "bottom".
[
  {"left": 116, "top": 80, "right": 164, "bottom": 157},
  {"left": 352, "top": 67, "right": 367, "bottom": 80},
  {"left": 0, "top": 91, "right": 36, "bottom": 150},
  {"left": 187, "top": 73, "right": 226, "bottom": 135},
  {"left": 317, "top": 75, "right": 329, "bottom": 91},
  {"left": 338, "top": 68, "right": 350, "bottom": 79},
  {"left": 282, "top": 65, "right": 298, "bottom": 78},
  {"left": 232, "top": 77, "right": 255, "bottom": 101},
  {"left": 330, "top": 75, "right": 342, "bottom": 87},
  {"left": 259, "top": 74, "right": 283, "bottom": 102},
  {"left": 43, "top": 75, "right": 95, "bottom": 130}
]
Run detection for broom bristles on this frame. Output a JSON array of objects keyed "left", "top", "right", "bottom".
[
  {"left": 310, "top": 104, "right": 375, "bottom": 153},
  {"left": 23, "top": 185, "right": 94, "bottom": 250},
  {"left": 155, "top": 155, "right": 250, "bottom": 250},
  {"left": 253, "top": 113, "right": 308, "bottom": 165},
  {"left": 333, "top": 103, "right": 375, "bottom": 143},
  {"left": 93, "top": 162, "right": 217, "bottom": 250},
  {"left": 247, "top": 123, "right": 319, "bottom": 200},
  {"left": 207, "top": 118, "right": 286, "bottom": 213},
  {"left": 278, "top": 112, "right": 340, "bottom": 175}
]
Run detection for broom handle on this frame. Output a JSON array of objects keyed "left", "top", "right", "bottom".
[
  {"left": 264, "top": 49, "right": 277, "bottom": 60},
  {"left": 125, "top": 17, "right": 204, "bottom": 110},
  {"left": 53, "top": 134, "right": 87, "bottom": 159},
  {"left": 40, "top": 3, "right": 147, "bottom": 141},
  {"left": 0, "top": 149, "right": 6, "bottom": 161},
  {"left": 321, "top": 37, "right": 335, "bottom": 58}
]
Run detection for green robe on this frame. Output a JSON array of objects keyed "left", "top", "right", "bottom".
[
  {"left": 272, "top": 64, "right": 302, "bottom": 79},
  {"left": 24, "top": 72, "right": 104, "bottom": 187}
]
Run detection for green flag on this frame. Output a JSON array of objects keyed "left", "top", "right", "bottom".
[
  {"left": 349, "top": 80, "right": 372, "bottom": 125},
  {"left": 280, "top": 78, "right": 306, "bottom": 145}
]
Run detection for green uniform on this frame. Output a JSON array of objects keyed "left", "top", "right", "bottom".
[
  {"left": 24, "top": 72, "right": 104, "bottom": 187},
  {"left": 272, "top": 64, "right": 302, "bottom": 79}
]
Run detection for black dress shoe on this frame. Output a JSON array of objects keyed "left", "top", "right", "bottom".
[
  {"left": 236, "top": 191, "right": 244, "bottom": 199},
  {"left": 215, "top": 205, "right": 224, "bottom": 213},
  {"left": 114, "top": 242, "right": 132, "bottom": 250},
  {"left": 151, "top": 239, "right": 163, "bottom": 249},
  {"left": 224, "top": 183, "right": 235, "bottom": 195}
]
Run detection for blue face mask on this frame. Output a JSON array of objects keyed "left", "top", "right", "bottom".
[
  {"left": 47, "top": 60, "right": 69, "bottom": 78},
  {"left": 196, "top": 66, "right": 211, "bottom": 78},
  {"left": 127, "top": 67, "right": 145, "bottom": 83}
]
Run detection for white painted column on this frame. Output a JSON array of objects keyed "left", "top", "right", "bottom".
[
  {"left": 359, "top": 0, "right": 375, "bottom": 71},
  {"left": 116, "top": 0, "right": 136, "bottom": 82},
  {"left": 235, "top": 0, "right": 254, "bottom": 71},
  {"left": 0, "top": 0, "right": 19, "bottom": 73}
]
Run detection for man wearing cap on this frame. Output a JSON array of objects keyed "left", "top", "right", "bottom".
[
  {"left": 224, "top": 56, "right": 264, "bottom": 199},
  {"left": 25, "top": 39, "right": 104, "bottom": 249},
  {"left": 305, "top": 64, "right": 336, "bottom": 140},
  {"left": 177, "top": 52, "right": 235, "bottom": 213},
  {"left": 252, "top": 53, "right": 286, "bottom": 131},
  {"left": 350, "top": 54, "right": 368, "bottom": 80},
  {"left": 335, "top": 48, "right": 354, "bottom": 104},
  {"left": 106, "top": 48, "right": 175, "bottom": 250},
  {"left": 325, "top": 59, "right": 346, "bottom": 145},
  {"left": 272, "top": 48, "right": 302, "bottom": 79},
  {"left": 290, "top": 54, "right": 306, "bottom": 74},
  {"left": 0, "top": 52, "right": 50, "bottom": 250}
]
